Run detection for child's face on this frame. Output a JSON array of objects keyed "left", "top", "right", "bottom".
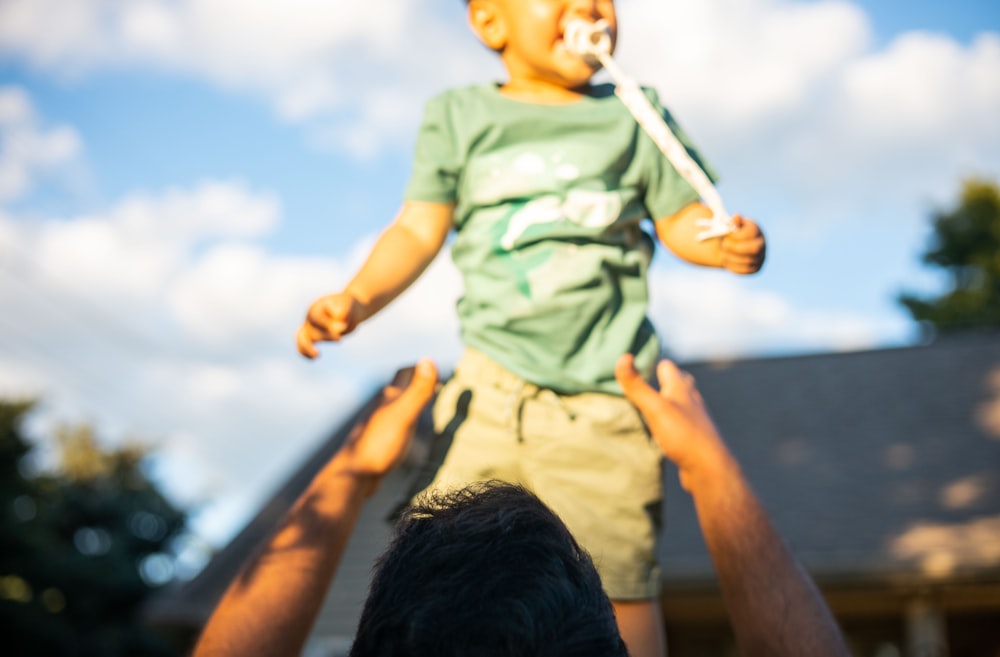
[{"left": 471, "top": 0, "right": 618, "bottom": 92}]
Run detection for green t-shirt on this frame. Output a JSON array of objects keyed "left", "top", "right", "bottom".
[{"left": 405, "top": 83, "right": 712, "bottom": 394}]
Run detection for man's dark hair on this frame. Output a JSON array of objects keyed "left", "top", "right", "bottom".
[{"left": 350, "top": 481, "right": 628, "bottom": 657}]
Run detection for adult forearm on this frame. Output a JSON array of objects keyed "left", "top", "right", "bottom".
[
  {"left": 193, "top": 460, "right": 372, "bottom": 657},
  {"left": 193, "top": 361, "right": 437, "bottom": 657},
  {"left": 616, "top": 356, "right": 837, "bottom": 655},
  {"left": 687, "top": 460, "right": 850, "bottom": 657}
]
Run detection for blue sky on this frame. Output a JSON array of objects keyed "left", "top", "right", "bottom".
[{"left": 1, "top": 0, "right": 998, "bottom": 569}]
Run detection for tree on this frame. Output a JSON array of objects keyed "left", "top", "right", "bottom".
[
  {"left": 899, "top": 178, "right": 1000, "bottom": 331},
  {"left": 0, "top": 401, "right": 187, "bottom": 657}
]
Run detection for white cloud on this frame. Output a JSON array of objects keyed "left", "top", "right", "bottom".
[
  {"left": 648, "top": 265, "right": 913, "bottom": 361},
  {"left": 616, "top": 0, "right": 1000, "bottom": 245},
  {"left": 1, "top": 0, "right": 998, "bottom": 178},
  {"left": 168, "top": 243, "right": 336, "bottom": 346},
  {"left": 776, "top": 30, "right": 1000, "bottom": 210},
  {"left": 0, "top": 171, "right": 358, "bottom": 543},
  {"left": 0, "top": 1, "right": 109, "bottom": 71},
  {"left": 0, "top": 0, "right": 495, "bottom": 156},
  {"left": 832, "top": 32, "right": 1000, "bottom": 169},
  {"left": 0, "top": 0, "right": 399, "bottom": 78},
  {"left": 3, "top": 181, "right": 280, "bottom": 305},
  {"left": 0, "top": 86, "right": 82, "bottom": 202},
  {"left": 839, "top": 32, "right": 1000, "bottom": 141},
  {"left": 619, "top": 0, "right": 872, "bottom": 130},
  {"left": 0, "top": 97, "right": 461, "bottom": 540}
]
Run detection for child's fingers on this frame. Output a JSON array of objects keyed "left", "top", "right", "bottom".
[
  {"left": 723, "top": 250, "right": 765, "bottom": 273},
  {"left": 723, "top": 230, "right": 764, "bottom": 254},
  {"left": 730, "top": 215, "right": 761, "bottom": 236},
  {"left": 304, "top": 297, "right": 352, "bottom": 342},
  {"left": 724, "top": 236, "right": 764, "bottom": 254},
  {"left": 296, "top": 324, "right": 320, "bottom": 359},
  {"left": 722, "top": 222, "right": 766, "bottom": 273},
  {"left": 307, "top": 301, "right": 336, "bottom": 330}
]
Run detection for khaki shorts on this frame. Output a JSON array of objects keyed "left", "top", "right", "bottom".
[{"left": 420, "top": 348, "right": 664, "bottom": 600}]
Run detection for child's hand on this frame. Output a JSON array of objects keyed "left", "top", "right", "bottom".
[
  {"left": 720, "top": 215, "right": 765, "bottom": 274},
  {"left": 296, "top": 292, "right": 367, "bottom": 359}
]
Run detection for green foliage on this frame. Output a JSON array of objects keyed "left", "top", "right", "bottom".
[
  {"left": 899, "top": 178, "right": 1000, "bottom": 331},
  {"left": 0, "top": 401, "right": 186, "bottom": 657}
]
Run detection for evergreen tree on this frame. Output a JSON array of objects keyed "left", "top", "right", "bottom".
[
  {"left": 899, "top": 178, "right": 1000, "bottom": 331},
  {"left": 0, "top": 401, "right": 186, "bottom": 657},
  {"left": 0, "top": 401, "right": 60, "bottom": 653}
]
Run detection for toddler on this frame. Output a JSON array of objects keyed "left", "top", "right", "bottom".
[{"left": 297, "top": 1, "right": 765, "bottom": 654}]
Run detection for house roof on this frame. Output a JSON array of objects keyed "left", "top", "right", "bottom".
[
  {"left": 659, "top": 333, "right": 1000, "bottom": 590},
  {"left": 146, "top": 334, "right": 1000, "bottom": 635}
]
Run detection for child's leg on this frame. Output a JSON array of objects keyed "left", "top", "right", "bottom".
[
  {"left": 613, "top": 599, "right": 667, "bottom": 657},
  {"left": 422, "top": 350, "right": 667, "bottom": 657},
  {"left": 519, "top": 386, "right": 666, "bottom": 654}
]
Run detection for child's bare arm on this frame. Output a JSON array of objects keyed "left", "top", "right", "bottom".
[
  {"left": 654, "top": 201, "right": 766, "bottom": 274},
  {"left": 342, "top": 200, "right": 454, "bottom": 316},
  {"left": 296, "top": 201, "right": 454, "bottom": 358}
]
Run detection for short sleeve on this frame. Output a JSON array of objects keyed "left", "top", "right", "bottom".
[
  {"left": 640, "top": 87, "right": 719, "bottom": 220},
  {"left": 404, "top": 94, "right": 462, "bottom": 203}
]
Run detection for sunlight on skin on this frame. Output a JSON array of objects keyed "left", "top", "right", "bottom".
[{"left": 890, "top": 515, "right": 1000, "bottom": 578}]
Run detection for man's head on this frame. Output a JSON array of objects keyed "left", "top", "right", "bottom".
[
  {"left": 466, "top": 0, "right": 617, "bottom": 91},
  {"left": 350, "top": 481, "right": 628, "bottom": 657}
]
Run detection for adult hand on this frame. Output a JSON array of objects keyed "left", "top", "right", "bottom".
[
  {"left": 615, "top": 354, "right": 732, "bottom": 491},
  {"left": 193, "top": 359, "right": 438, "bottom": 657},
  {"left": 342, "top": 359, "right": 438, "bottom": 482}
]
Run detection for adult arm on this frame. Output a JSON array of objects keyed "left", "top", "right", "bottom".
[
  {"left": 654, "top": 201, "right": 765, "bottom": 274},
  {"left": 616, "top": 355, "right": 849, "bottom": 657},
  {"left": 297, "top": 200, "right": 454, "bottom": 357},
  {"left": 192, "top": 360, "right": 439, "bottom": 657}
]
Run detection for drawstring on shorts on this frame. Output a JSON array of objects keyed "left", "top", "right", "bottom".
[{"left": 504, "top": 382, "right": 577, "bottom": 443}]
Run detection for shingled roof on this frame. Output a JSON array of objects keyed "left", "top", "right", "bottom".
[
  {"left": 661, "top": 332, "right": 1000, "bottom": 589},
  {"left": 146, "top": 333, "right": 1000, "bottom": 644}
]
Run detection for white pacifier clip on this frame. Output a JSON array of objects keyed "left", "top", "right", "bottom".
[{"left": 563, "top": 20, "right": 736, "bottom": 241}]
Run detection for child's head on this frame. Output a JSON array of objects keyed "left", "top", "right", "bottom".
[{"left": 466, "top": 0, "right": 617, "bottom": 91}]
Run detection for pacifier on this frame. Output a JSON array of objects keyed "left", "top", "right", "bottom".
[{"left": 563, "top": 19, "right": 613, "bottom": 62}]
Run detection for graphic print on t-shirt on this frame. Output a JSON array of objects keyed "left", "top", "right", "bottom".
[{"left": 467, "top": 147, "right": 628, "bottom": 302}]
